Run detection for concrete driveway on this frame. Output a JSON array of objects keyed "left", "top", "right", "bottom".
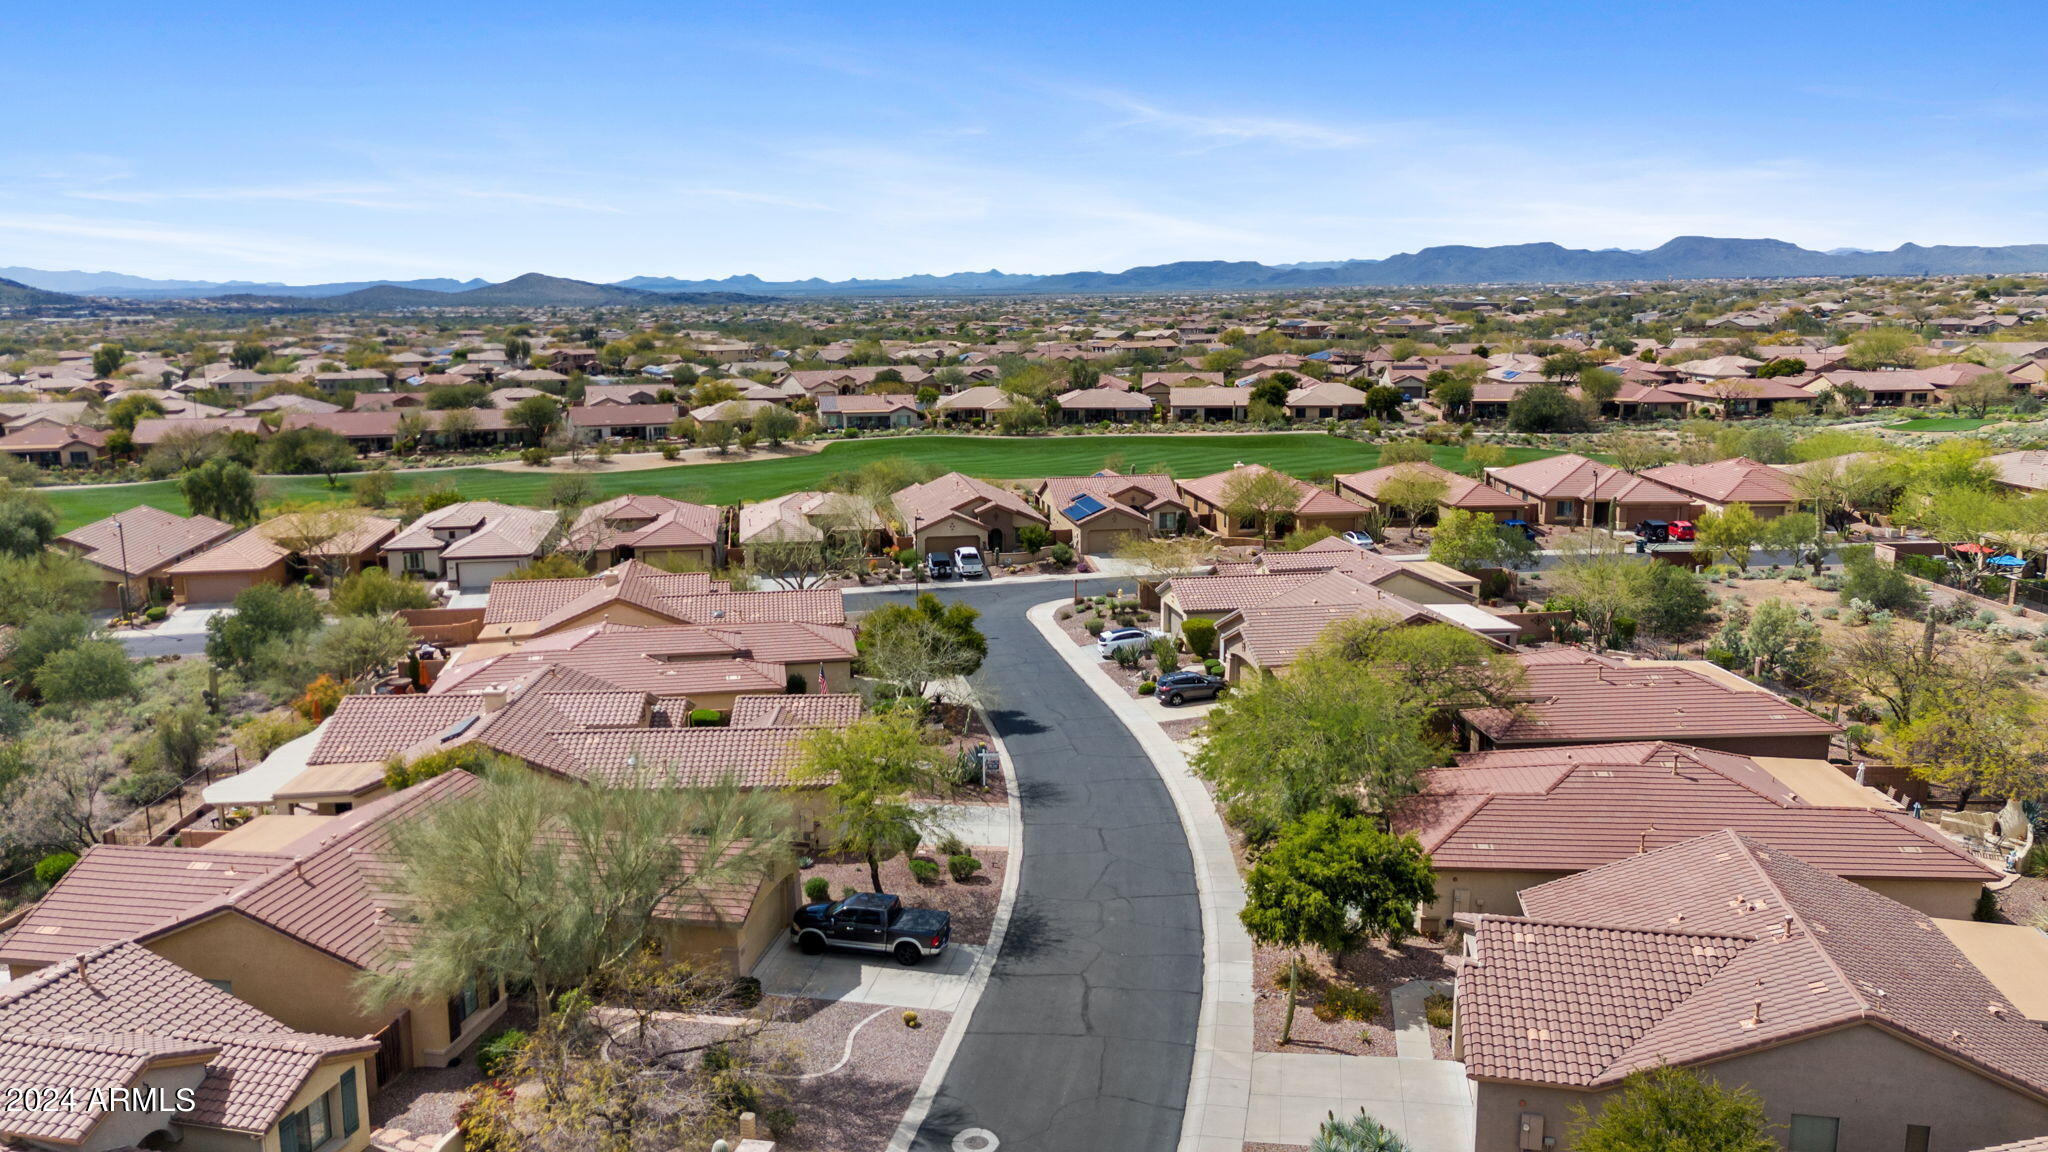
[{"left": 107, "top": 604, "right": 227, "bottom": 658}]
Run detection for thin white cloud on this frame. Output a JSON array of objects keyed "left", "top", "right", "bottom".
[{"left": 66, "top": 180, "right": 621, "bottom": 214}]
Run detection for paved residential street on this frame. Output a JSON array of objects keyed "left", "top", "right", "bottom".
[{"left": 855, "top": 579, "right": 1203, "bottom": 1152}]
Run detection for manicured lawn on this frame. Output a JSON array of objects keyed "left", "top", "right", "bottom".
[
  {"left": 40, "top": 433, "right": 1559, "bottom": 530},
  {"left": 1888, "top": 416, "right": 1997, "bottom": 432}
]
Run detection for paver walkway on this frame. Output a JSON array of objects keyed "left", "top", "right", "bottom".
[{"left": 1391, "top": 979, "right": 1452, "bottom": 1061}]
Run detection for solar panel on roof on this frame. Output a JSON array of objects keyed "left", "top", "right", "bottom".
[{"left": 1062, "top": 494, "right": 1108, "bottom": 521}]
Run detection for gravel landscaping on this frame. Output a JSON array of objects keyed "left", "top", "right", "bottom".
[
  {"left": 768, "top": 997, "right": 950, "bottom": 1152},
  {"left": 1995, "top": 875, "right": 2048, "bottom": 928},
  {"left": 802, "top": 848, "right": 1007, "bottom": 946},
  {"left": 1249, "top": 937, "right": 1455, "bottom": 1057}
]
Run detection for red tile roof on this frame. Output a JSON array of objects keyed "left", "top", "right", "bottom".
[
  {"left": 1641, "top": 457, "right": 1799, "bottom": 505},
  {"left": 0, "top": 943, "right": 374, "bottom": 1139},
  {"left": 1396, "top": 741, "right": 1993, "bottom": 882},
  {"left": 566, "top": 494, "right": 719, "bottom": 552},
  {"left": 1485, "top": 454, "right": 1690, "bottom": 505},
  {"left": 1176, "top": 463, "right": 1371, "bottom": 520},
  {"left": 1336, "top": 462, "right": 1532, "bottom": 512},
  {"left": 56, "top": 507, "right": 235, "bottom": 577},
  {"left": 1462, "top": 832, "right": 2048, "bottom": 1097},
  {"left": 1460, "top": 650, "right": 1840, "bottom": 746},
  {"left": 0, "top": 846, "right": 289, "bottom": 968}
]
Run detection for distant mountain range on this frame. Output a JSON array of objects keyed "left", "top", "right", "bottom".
[
  {"left": 0, "top": 277, "right": 88, "bottom": 308},
  {"left": 10, "top": 237, "right": 2048, "bottom": 305}
]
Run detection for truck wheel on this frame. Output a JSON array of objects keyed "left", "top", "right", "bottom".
[
  {"left": 893, "top": 941, "right": 924, "bottom": 966},
  {"left": 797, "top": 932, "right": 826, "bottom": 955}
]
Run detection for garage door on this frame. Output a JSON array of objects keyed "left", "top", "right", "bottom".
[
  {"left": 1083, "top": 528, "right": 1137, "bottom": 553},
  {"left": 922, "top": 534, "right": 980, "bottom": 555},
  {"left": 180, "top": 572, "right": 256, "bottom": 605}
]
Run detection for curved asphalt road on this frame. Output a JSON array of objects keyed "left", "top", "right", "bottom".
[{"left": 859, "top": 579, "right": 1202, "bottom": 1152}]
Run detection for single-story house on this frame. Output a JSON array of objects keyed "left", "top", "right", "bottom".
[
  {"left": 1335, "top": 461, "right": 1535, "bottom": 524},
  {"left": 566, "top": 494, "right": 722, "bottom": 568},
  {"left": 1485, "top": 454, "right": 1697, "bottom": 528},
  {"left": 893, "top": 471, "right": 1049, "bottom": 555},
  {"left": 54, "top": 507, "right": 237, "bottom": 610},
  {"left": 1054, "top": 387, "right": 1154, "bottom": 423},
  {"left": 1168, "top": 386, "right": 1253, "bottom": 422},
  {"left": 167, "top": 511, "right": 400, "bottom": 603},
  {"left": 1175, "top": 463, "right": 1372, "bottom": 539},
  {"left": 1641, "top": 456, "right": 1800, "bottom": 518},
  {"left": 816, "top": 393, "right": 922, "bottom": 430},
  {"left": 381, "top": 501, "right": 558, "bottom": 589},
  {"left": 1035, "top": 471, "right": 1192, "bottom": 552},
  {"left": 0, "top": 420, "right": 106, "bottom": 467},
  {"left": 1458, "top": 831, "right": 2043, "bottom": 1152},
  {"left": 1284, "top": 379, "right": 1371, "bottom": 420},
  {"left": 931, "top": 386, "right": 1016, "bottom": 424},
  {"left": 566, "top": 402, "right": 679, "bottom": 440}
]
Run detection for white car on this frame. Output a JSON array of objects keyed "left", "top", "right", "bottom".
[
  {"left": 953, "top": 546, "right": 987, "bottom": 579},
  {"left": 1341, "top": 531, "right": 1376, "bottom": 548},
  {"left": 1097, "top": 626, "right": 1163, "bottom": 658}
]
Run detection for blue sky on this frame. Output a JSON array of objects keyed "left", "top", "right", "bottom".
[{"left": 9, "top": 0, "right": 2047, "bottom": 283}]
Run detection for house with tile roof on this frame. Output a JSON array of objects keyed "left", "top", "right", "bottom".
[
  {"left": 1054, "top": 387, "right": 1155, "bottom": 423},
  {"left": 1034, "top": 472, "right": 1191, "bottom": 553},
  {"left": 1175, "top": 463, "right": 1372, "bottom": 540},
  {"left": 54, "top": 507, "right": 237, "bottom": 610},
  {"left": 1641, "top": 456, "right": 1800, "bottom": 518},
  {"left": 167, "top": 512, "right": 400, "bottom": 604},
  {"left": 1283, "top": 378, "right": 1370, "bottom": 420},
  {"left": 1457, "top": 648, "right": 1841, "bottom": 758},
  {"left": 815, "top": 393, "right": 923, "bottom": 430},
  {"left": 564, "top": 494, "right": 722, "bottom": 569},
  {"left": 1167, "top": 385, "right": 1253, "bottom": 422},
  {"left": 0, "top": 419, "right": 105, "bottom": 468},
  {"left": 0, "top": 942, "right": 377, "bottom": 1152},
  {"left": 380, "top": 501, "right": 559, "bottom": 590},
  {"left": 435, "top": 620, "right": 856, "bottom": 709},
  {"left": 1335, "top": 461, "right": 1535, "bottom": 524},
  {"left": 0, "top": 775, "right": 502, "bottom": 1086},
  {"left": 735, "top": 490, "right": 885, "bottom": 550},
  {"left": 1457, "top": 832, "right": 2048, "bottom": 1152},
  {"left": 1484, "top": 454, "right": 1698, "bottom": 528},
  {"left": 476, "top": 559, "right": 843, "bottom": 642},
  {"left": 892, "top": 471, "right": 1049, "bottom": 556},
  {"left": 929, "top": 385, "right": 1016, "bottom": 424},
  {"left": 1398, "top": 739, "right": 1994, "bottom": 929}
]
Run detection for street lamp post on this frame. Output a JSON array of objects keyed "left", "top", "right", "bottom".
[
  {"left": 114, "top": 518, "right": 132, "bottom": 619},
  {"left": 912, "top": 515, "right": 924, "bottom": 596}
]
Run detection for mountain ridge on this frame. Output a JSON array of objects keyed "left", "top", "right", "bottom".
[{"left": 12, "top": 236, "right": 2048, "bottom": 302}]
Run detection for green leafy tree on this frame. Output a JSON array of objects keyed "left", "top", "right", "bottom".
[
  {"left": 1193, "top": 650, "right": 1439, "bottom": 835},
  {"left": 507, "top": 394, "right": 563, "bottom": 445},
  {"left": 179, "top": 458, "right": 260, "bottom": 524},
  {"left": 0, "top": 554, "right": 100, "bottom": 626},
  {"left": 35, "top": 639, "right": 137, "bottom": 706},
  {"left": 364, "top": 768, "right": 790, "bottom": 1018},
  {"left": 229, "top": 340, "right": 268, "bottom": 370},
  {"left": 1220, "top": 466, "right": 1303, "bottom": 542},
  {"left": 794, "top": 710, "right": 950, "bottom": 891},
  {"left": 104, "top": 393, "right": 166, "bottom": 434},
  {"left": 1882, "top": 680, "right": 2048, "bottom": 808},
  {"left": 1429, "top": 508, "right": 1525, "bottom": 572},
  {"left": 1691, "top": 503, "right": 1761, "bottom": 568},
  {"left": 91, "top": 343, "right": 126, "bottom": 378},
  {"left": 330, "top": 567, "right": 434, "bottom": 615},
  {"left": 1376, "top": 467, "right": 1450, "bottom": 525},
  {"left": 1240, "top": 811, "right": 1435, "bottom": 1044},
  {"left": 1568, "top": 1066, "right": 1776, "bottom": 1152},
  {"left": 1507, "top": 382, "right": 1588, "bottom": 432},
  {"left": 857, "top": 592, "right": 986, "bottom": 699},
  {"left": 1843, "top": 326, "right": 1922, "bottom": 371},
  {"left": 0, "top": 483, "right": 58, "bottom": 558},
  {"left": 311, "top": 613, "right": 415, "bottom": 682},
  {"left": 260, "top": 427, "right": 359, "bottom": 484},
  {"left": 205, "top": 584, "right": 324, "bottom": 672},
  {"left": 755, "top": 404, "right": 800, "bottom": 447}
]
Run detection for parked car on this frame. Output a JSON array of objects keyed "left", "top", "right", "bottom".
[
  {"left": 1155, "top": 668, "right": 1226, "bottom": 706},
  {"left": 790, "top": 892, "right": 952, "bottom": 966},
  {"left": 1340, "top": 530, "right": 1376, "bottom": 548},
  {"left": 1097, "top": 626, "right": 1164, "bottom": 658},
  {"left": 1634, "top": 519, "right": 1670, "bottom": 543},
  {"left": 1502, "top": 518, "right": 1537, "bottom": 541},
  {"left": 925, "top": 552, "right": 957, "bottom": 579},
  {"left": 1668, "top": 519, "right": 1697, "bottom": 542},
  {"left": 953, "top": 546, "right": 987, "bottom": 579}
]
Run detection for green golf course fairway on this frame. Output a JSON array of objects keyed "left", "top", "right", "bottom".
[{"left": 40, "top": 433, "right": 1558, "bottom": 531}]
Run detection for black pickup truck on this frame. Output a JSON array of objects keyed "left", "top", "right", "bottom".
[{"left": 790, "top": 892, "right": 952, "bottom": 966}]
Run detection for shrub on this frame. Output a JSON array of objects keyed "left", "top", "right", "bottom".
[
  {"left": 476, "top": 1029, "right": 528, "bottom": 1079},
  {"left": 1017, "top": 523, "right": 1051, "bottom": 552},
  {"left": 947, "top": 853, "right": 982, "bottom": 882},
  {"left": 893, "top": 547, "right": 918, "bottom": 566},
  {"left": 1975, "top": 888, "right": 2001, "bottom": 922},
  {"left": 902, "top": 1010, "right": 920, "bottom": 1028},
  {"left": 34, "top": 852, "right": 78, "bottom": 886},
  {"left": 292, "top": 674, "right": 345, "bottom": 722},
  {"left": 1138, "top": 680, "right": 1156, "bottom": 695},
  {"left": 1423, "top": 992, "right": 1454, "bottom": 1029},
  {"left": 111, "top": 768, "right": 180, "bottom": 806},
  {"left": 688, "top": 708, "right": 722, "bottom": 726},
  {"left": 660, "top": 443, "right": 680, "bottom": 460},
  {"left": 936, "top": 832, "right": 968, "bottom": 857},
  {"left": 144, "top": 605, "right": 168, "bottom": 622},
  {"left": 803, "top": 876, "right": 832, "bottom": 903},
  {"left": 1048, "top": 542, "right": 1075, "bottom": 567},
  {"left": 1150, "top": 636, "right": 1180, "bottom": 671},
  {"left": 234, "top": 711, "right": 315, "bottom": 759},
  {"left": 730, "top": 975, "right": 763, "bottom": 1009},
  {"left": 908, "top": 858, "right": 941, "bottom": 885},
  {"left": 1180, "top": 617, "right": 1218, "bottom": 659},
  {"left": 840, "top": 885, "right": 859, "bottom": 899},
  {"left": 1112, "top": 644, "right": 1143, "bottom": 669},
  {"left": 1084, "top": 618, "right": 1105, "bottom": 636},
  {"left": 1313, "top": 984, "right": 1381, "bottom": 1023},
  {"left": 1311, "top": 1110, "right": 1411, "bottom": 1152},
  {"left": 1204, "top": 659, "right": 1225, "bottom": 676},
  {"left": 519, "top": 446, "right": 552, "bottom": 467}
]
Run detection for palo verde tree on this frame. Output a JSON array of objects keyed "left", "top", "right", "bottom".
[
  {"left": 364, "top": 768, "right": 790, "bottom": 1018},
  {"left": 1568, "top": 1066, "right": 1777, "bottom": 1152}
]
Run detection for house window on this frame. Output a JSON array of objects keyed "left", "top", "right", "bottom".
[
  {"left": 1554, "top": 501, "right": 1573, "bottom": 519},
  {"left": 403, "top": 551, "right": 425, "bottom": 572},
  {"left": 1904, "top": 1125, "right": 1930, "bottom": 1152},
  {"left": 277, "top": 1067, "right": 358, "bottom": 1152},
  {"left": 446, "top": 977, "right": 502, "bottom": 1038},
  {"left": 1789, "top": 1115, "right": 1839, "bottom": 1152}
]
